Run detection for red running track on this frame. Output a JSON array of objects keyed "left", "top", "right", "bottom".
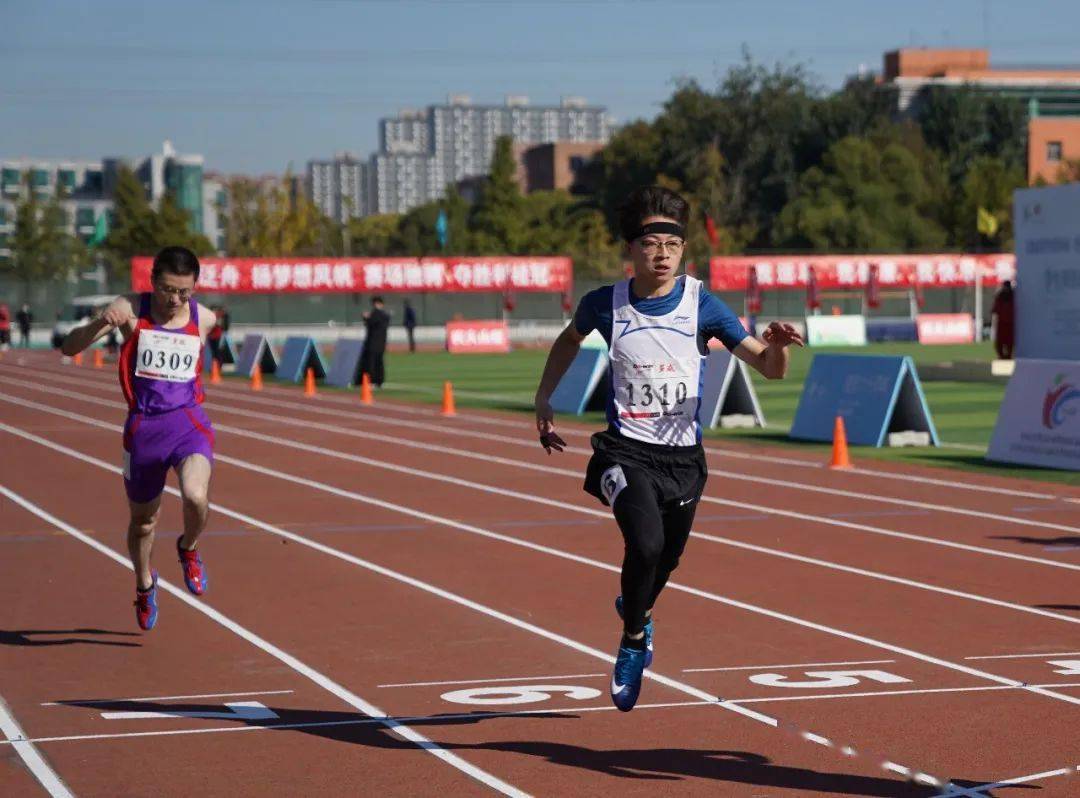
[{"left": 1, "top": 351, "right": 1078, "bottom": 797}]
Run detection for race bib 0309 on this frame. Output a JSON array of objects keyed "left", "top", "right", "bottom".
[{"left": 134, "top": 329, "right": 200, "bottom": 383}]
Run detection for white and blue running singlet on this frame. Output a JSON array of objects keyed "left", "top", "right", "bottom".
[{"left": 608, "top": 275, "right": 705, "bottom": 446}]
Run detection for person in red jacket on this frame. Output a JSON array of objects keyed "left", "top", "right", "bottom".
[{"left": 992, "top": 280, "right": 1015, "bottom": 359}]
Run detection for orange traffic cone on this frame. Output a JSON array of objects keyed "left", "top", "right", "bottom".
[
  {"left": 359, "top": 372, "right": 373, "bottom": 405},
  {"left": 441, "top": 381, "right": 456, "bottom": 417},
  {"left": 304, "top": 367, "right": 317, "bottom": 397},
  {"left": 251, "top": 364, "right": 263, "bottom": 392},
  {"left": 829, "top": 415, "right": 852, "bottom": 469},
  {"left": 210, "top": 359, "right": 222, "bottom": 384},
  {"left": 92, "top": 348, "right": 105, "bottom": 368},
  {"left": 72, "top": 352, "right": 83, "bottom": 366}
]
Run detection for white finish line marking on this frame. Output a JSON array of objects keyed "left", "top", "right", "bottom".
[
  {"left": 379, "top": 673, "right": 606, "bottom": 689},
  {"left": 101, "top": 701, "right": 279, "bottom": 721},
  {"left": 43, "top": 689, "right": 294, "bottom": 706},
  {"left": 684, "top": 659, "right": 895, "bottom": 673},
  {"left": 965, "top": 651, "right": 1080, "bottom": 660}
]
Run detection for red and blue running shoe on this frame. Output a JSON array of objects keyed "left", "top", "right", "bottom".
[
  {"left": 134, "top": 570, "right": 159, "bottom": 631},
  {"left": 176, "top": 536, "right": 208, "bottom": 596},
  {"left": 615, "top": 595, "right": 653, "bottom": 668}
]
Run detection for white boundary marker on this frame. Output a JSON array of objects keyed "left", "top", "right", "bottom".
[
  {"left": 0, "top": 696, "right": 75, "bottom": 797},
  {"left": 0, "top": 483, "right": 528, "bottom": 798}
]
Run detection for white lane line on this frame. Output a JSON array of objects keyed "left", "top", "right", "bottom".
[
  {"left": 29, "top": 356, "right": 1080, "bottom": 502},
  {"left": 965, "top": 651, "right": 1080, "bottom": 661},
  {"left": 0, "top": 696, "right": 75, "bottom": 797},
  {"left": 12, "top": 374, "right": 1080, "bottom": 580},
  {"left": 379, "top": 674, "right": 606, "bottom": 689},
  {"left": 7, "top": 385, "right": 1080, "bottom": 637},
  {"left": 684, "top": 659, "right": 895, "bottom": 673},
  {"left": 0, "top": 422, "right": 960, "bottom": 791},
  {"left": 43, "top": 690, "right": 294, "bottom": 706},
  {"left": 24, "top": 367, "right": 1078, "bottom": 512},
  {"left": 0, "top": 483, "right": 528, "bottom": 798},
  {"left": 4, "top": 407, "right": 1080, "bottom": 709},
  {"left": 12, "top": 681, "right": 1080, "bottom": 748},
  {"left": 938, "top": 765, "right": 1080, "bottom": 798}
]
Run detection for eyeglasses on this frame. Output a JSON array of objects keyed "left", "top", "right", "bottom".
[
  {"left": 154, "top": 284, "right": 194, "bottom": 301},
  {"left": 638, "top": 238, "right": 685, "bottom": 255}
]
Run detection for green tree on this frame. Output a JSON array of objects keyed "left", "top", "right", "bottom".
[
  {"left": 916, "top": 86, "right": 1026, "bottom": 183},
  {"left": 956, "top": 155, "right": 1026, "bottom": 250},
  {"left": 774, "top": 136, "right": 947, "bottom": 251},
  {"left": 347, "top": 213, "right": 401, "bottom": 256},
  {"left": 470, "top": 136, "right": 526, "bottom": 252},
  {"left": 222, "top": 174, "right": 327, "bottom": 256},
  {"left": 5, "top": 179, "right": 84, "bottom": 292}
]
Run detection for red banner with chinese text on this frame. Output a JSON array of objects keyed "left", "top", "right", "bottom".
[
  {"left": 445, "top": 320, "right": 511, "bottom": 353},
  {"left": 709, "top": 254, "right": 1015, "bottom": 291},
  {"left": 131, "top": 256, "right": 573, "bottom": 294}
]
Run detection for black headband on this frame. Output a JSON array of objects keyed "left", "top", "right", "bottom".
[{"left": 629, "top": 221, "right": 686, "bottom": 241}]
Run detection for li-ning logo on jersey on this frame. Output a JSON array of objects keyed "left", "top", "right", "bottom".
[{"left": 615, "top": 317, "right": 695, "bottom": 339}]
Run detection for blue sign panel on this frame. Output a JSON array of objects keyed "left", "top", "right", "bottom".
[
  {"left": 550, "top": 348, "right": 608, "bottom": 415},
  {"left": 235, "top": 333, "right": 278, "bottom": 377},
  {"left": 277, "top": 336, "right": 328, "bottom": 383},
  {"left": 790, "top": 354, "right": 938, "bottom": 446},
  {"left": 326, "top": 338, "right": 366, "bottom": 388}
]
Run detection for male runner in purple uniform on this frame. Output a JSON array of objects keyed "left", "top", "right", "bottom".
[
  {"left": 534, "top": 186, "right": 803, "bottom": 711},
  {"left": 62, "top": 247, "right": 217, "bottom": 630}
]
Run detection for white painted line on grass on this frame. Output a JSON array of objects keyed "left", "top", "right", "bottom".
[
  {"left": 0, "top": 482, "right": 529, "bottom": 798},
  {"left": 0, "top": 696, "right": 75, "bottom": 797}
]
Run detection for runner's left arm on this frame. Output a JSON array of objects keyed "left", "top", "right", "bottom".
[
  {"left": 699, "top": 290, "right": 803, "bottom": 379},
  {"left": 196, "top": 303, "right": 218, "bottom": 342}
]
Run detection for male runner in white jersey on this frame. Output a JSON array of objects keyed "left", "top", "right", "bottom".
[
  {"left": 62, "top": 246, "right": 217, "bottom": 631},
  {"left": 534, "top": 186, "right": 803, "bottom": 711}
]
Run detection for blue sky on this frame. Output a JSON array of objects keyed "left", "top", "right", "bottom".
[{"left": 4, "top": 0, "right": 1079, "bottom": 174}]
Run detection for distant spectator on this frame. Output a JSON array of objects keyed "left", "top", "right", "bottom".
[
  {"left": 16, "top": 303, "right": 32, "bottom": 348},
  {"left": 0, "top": 303, "right": 10, "bottom": 349},
  {"left": 403, "top": 299, "right": 417, "bottom": 353},
  {"left": 360, "top": 296, "right": 390, "bottom": 387},
  {"left": 991, "top": 280, "right": 1015, "bottom": 360},
  {"left": 207, "top": 304, "right": 229, "bottom": 363}
]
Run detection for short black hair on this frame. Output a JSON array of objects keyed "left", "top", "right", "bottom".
[
  {"left": 618, "top": 186, "right": 690, "bottom": 242},
  {"left": 372, "top": 295, "right": 384, "bottom": 305},
  {"left": 151, "top": 246, "right": 201, "bottom": 281}
]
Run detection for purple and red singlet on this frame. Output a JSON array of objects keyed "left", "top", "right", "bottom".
[{"left": 118, "top": 294, "right": 214, "bottom": 504}]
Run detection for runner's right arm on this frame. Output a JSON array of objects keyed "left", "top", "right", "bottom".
[
  {"left": 533, "top": 321, "right": 586, "bottom": 454},
  {"left": 60, "top": 295, "right": 137, "bottom": 355}
]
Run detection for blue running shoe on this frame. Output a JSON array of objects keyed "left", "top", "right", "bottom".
[
  {"left": 615, "top": 595, "right": 654, "bottom": 668},
  {"left": 134, "top": 570, "right": 159, "bottom": 631},
  {"left": 611, "top": 642, "right": 647, "bottom": 712}
]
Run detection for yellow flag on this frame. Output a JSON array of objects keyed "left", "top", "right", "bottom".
[{"left": 977, "top": 207, "right": 999, "bottom": 238}]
